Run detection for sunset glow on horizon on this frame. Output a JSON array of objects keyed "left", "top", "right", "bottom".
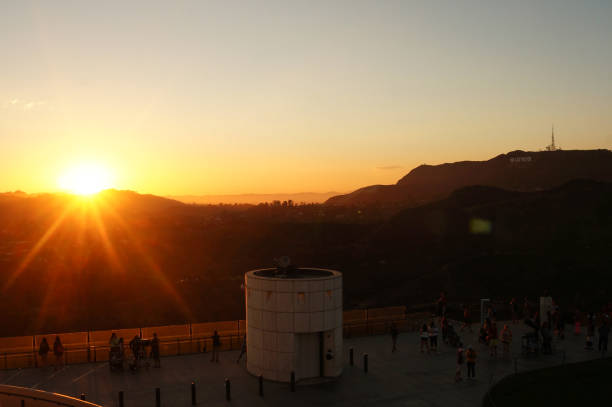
[
  {"left": 1, "top": 1, "right": 611, "bottom": 196},
  {"left": 57, "top": 163, "right": 114, "bottom": 196}
]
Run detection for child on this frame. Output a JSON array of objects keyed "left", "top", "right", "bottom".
[
  {"left": 501, "top": 325, "right": 512, "bottom": 358},
  {"left": 420, "top": 324, "right": 430, "bottom": 353},
  {"left": 586, "top": 322, "right": 594, "bottom": 350},
  {"left": 429, "top": 321, "right": 439, "bottom": 353},
  {"left": 574, "top": 320, "right": 581, "bottom": 336},
  {"left": 455, "top": 345, "right": 464, "bottom": 382},
  {"left": 466, "top": 346, "right": 477, "bottom": 378}
]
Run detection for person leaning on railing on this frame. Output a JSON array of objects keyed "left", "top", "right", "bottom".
[
  {"left": 151, "top": 333, "right": 160, "bottom": 368},
  {"left": 38, "top": 337, "right": 50, "bottom": 367}
]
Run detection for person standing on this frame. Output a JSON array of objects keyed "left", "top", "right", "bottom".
[
  {"left": 523, "top": 297, "right": 530, "bottom": 319},
  {"left": 390, "top": 323, "right": 399, "bottom": 353},
  {"left": 420, "top": 324, "right": 430, "bottom": 353},
  {"left": 437, "top": 292, "right": 447, "bottom": 317},
  {"left": 38, "top": 337, "right": 50, "bottom": 368},
  {"left": 466, "top": 346, "right": 476, "bottom": 379},
  {"left": 151, "top": 333, "right": 160, "bottom": 368},
  {"left": 429, "top": 321, "right": 439, "bottom": 353},
  {"left": 211, "top": 330, "right": 220, "bottom": 362},
  {"left": 461, "top": 304, "right": 472, "bottom": 332},
  {"left": 510, "top": 298, "right": 519, "bottom": 324},
  {"left": 488, "top": 320, "right": 498, "bottom": 357},
  {"left": 501, "top": 325, "right": 513, "bottom": 359},
  {"left": 237, "top": 334, "right": 247, "bottom": 363},
  {"left": 586, "top": 320, "right": 595, "bottom": 350},
  {"left": 598, "top": 321, "right": 609, "bottom": 354},
  {"left": 53, "top": 336, "right": 64, "bottom": 370},
  {"left": 441, "top": 315, "right": 449, "bottom": 343},
  {"left": 455, "top": 345, "right": 464, "bottom": 382}
]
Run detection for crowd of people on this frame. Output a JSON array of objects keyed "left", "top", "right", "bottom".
[
  {"left": 35, "top": 329, "right": 240, "bottom": 372},
  {"left": 390, "top": 291, "right": 611, "bottom": 383}
]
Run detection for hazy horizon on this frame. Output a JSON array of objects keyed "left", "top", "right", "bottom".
[{"left": 2, "top": 0, "right": 611, "bottom": 195}]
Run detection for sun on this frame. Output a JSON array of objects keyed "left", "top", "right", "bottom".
[{"left": 58, "top": 163, "right": 113, "bottom": 196}]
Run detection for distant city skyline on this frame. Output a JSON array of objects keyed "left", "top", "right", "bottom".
[{"left": 1, "top": 0, "right": 611, "bottom": 195}]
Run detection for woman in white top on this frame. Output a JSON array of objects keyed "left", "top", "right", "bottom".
[
  {"left": 420, "top": 324, "right": 430, "bottom": 353},
  {"left": 429, "top": 321, "right": 439, "bottom": 352}
]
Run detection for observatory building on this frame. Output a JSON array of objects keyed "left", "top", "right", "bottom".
[{"left": 244, "top": 267, "right": 343, "bottom": 382}]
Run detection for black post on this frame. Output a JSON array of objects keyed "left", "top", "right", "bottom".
[
  {"left": 258, "top": 375, "right": 263, "bottom": 397},
  {"left": 349, "top": 348, "right": 354, "bottom": 366},
  {"left": 225, "top": 378, "right": 231, "bottom": 401},
  {"left": 364, "top": 354, "right": 368, "bottom": 373},
  {"left": 21, "top": 400, "right": 24, "bottom": 407},
  {"left": 290, "top": 371, "right": 295, "bottom": 392},
  {"left": 191, "top": 381, "right": 196, "bottom": 405},
  {"left": 156, "top": 387, "right": 161, "bottom": 407},
  {"left": 80, "top": 393, "right": 86, "bottom": 401},
  {"left": 118, "top": 391, "right": 124, "bottom": 407}
]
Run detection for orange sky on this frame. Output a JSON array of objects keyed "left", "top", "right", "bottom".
[{"left": 1, "top": 1, "right": 611, "bottom": 195}]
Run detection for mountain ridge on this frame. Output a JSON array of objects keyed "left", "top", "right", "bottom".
[{"left": 326, "top": 149, "right": 612, "bottom": 206}]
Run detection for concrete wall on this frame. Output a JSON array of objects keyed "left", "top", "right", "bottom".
[
  {"left": 0, "top": 385, "right": 101, "bottom": 407},
  {"left": 245, "top": 268, "right": 343, "bottom": 382}
]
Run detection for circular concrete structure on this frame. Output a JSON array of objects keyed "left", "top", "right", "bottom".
[{"left": 245, "top": 267, "right": 343, "bottom": 382}]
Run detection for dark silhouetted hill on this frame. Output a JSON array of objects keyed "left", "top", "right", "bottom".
[
  {"left": 0, "top": 180, "right": 610, "bottom": 335},
  {"left": 326, "top": 149, "right": 612, "bottom": 206}
]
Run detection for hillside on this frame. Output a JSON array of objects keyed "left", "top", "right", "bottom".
[
  {"left": 0, "top": 181, "right": 610, "bottom": 335},
  {"left": 326, "top": 149, "right": 612, "bottom": 206}
]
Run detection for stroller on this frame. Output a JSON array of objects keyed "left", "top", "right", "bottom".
[
  {"left": 447, "top": 324, "right": 461, "bottom": 347},
  {"left": 109, "top": 345, "right": 124, "bottom": 371},
  {"left": 128, "top": 337, "right": 151, "bottom": 371},
  {"left": 521, "top": 332, "right": 540, "bottom": 356}
]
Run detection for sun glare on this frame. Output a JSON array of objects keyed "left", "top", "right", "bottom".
[{"left": 58, "top": 163, "right": 113, "bottom": 196}]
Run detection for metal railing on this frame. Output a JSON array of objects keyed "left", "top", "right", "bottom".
[{"left": 0, "top": 305, "right": 429, "bottom": 370}]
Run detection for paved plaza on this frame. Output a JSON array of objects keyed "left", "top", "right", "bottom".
[{"left": 0, "top": 322, "right": 603, "bottom": 407}]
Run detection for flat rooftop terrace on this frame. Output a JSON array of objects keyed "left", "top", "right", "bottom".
[{"left": 0, "top": 322, "right": 600, "bottom": 407}]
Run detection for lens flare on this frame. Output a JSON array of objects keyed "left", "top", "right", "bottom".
[{"left": 58, "top": 163, "right": 113, "bottom": 195}]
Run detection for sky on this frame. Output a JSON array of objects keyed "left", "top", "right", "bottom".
[{"left": 1, "top": 0, "right": 611, "bottom": 195}]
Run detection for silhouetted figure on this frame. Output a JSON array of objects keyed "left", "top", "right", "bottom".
[
  {"left": 466, "top": 346, "right": 476, "bottom": 378},
  {"left": 429, "top": 321, "right": 438, "bottom": 352},
  {"left": 501, "top": 324, "right": 512, "bottom": 359},
  {"left": 586, "top": 320, "right": 595, "bottom": 350},
  {"left": 488, "top": 320, "right": 498, "bottom": 357},
  {"left": 510, "top": 298, "right": 519, "bottom": 324},
  {"left": 541, "top": 322, "right": 553, "bottom": 354},
  {"left": 420, "top": 324, "right": 429, "bottom": 353},
  {"left": 151, "top": 333, "right": 160, "bottom": 368},
  {"left": 129, "top": 335, "right": 142, "bottom": 370},
  {"left": 455, "top": 345, "right": 464, "bottom": 382},
  {"left": 237, "top": 334, "right": 247, "bottom": 363},
  {"left": 390, "top": 323, "right": 399, "bottom": 352},
  {"left": 461, "top": 304, "right": 472, "bottom": 332},
  {"left": 441, "top": 315, "right": 449, "bottom": 342},
  {"left": 599, "top": 322, "right": 609, "bottom": 354},
  {"left": 437, "top": 291, "right": 447, "bottom": 317},
  {"left": 53, "top": 336, "right": 64, "bottom": 370},
  {"left": 38, "top": 337, "right": 50, "bottom": 367},
  {"left": 211, "top": 330, "right": 220, "bottom": 362},
  {"left": 109, "top": 333, "right": 120, "bottom": 350},
  {"left": 523, "top": 297, "right": 530, "bottom": 319}
]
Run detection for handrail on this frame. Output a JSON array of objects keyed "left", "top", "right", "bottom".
[
  {"left": 0, "top": 305, "right": 430, "bottom": 369},
  {"left": 0, "top": 385, "right": 101, "bottom": 406}
]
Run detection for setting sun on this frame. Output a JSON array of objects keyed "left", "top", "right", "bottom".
[{"left": 57, "top": 163, "right": 113, "bottom": 195}]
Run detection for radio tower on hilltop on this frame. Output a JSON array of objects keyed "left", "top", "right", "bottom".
[{"left": 545, "top": 125, "right": 559, "bottom": 151}]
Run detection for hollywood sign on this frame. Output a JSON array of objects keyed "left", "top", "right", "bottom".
[{"left": 510, "top": 156, "right": 532, "bottom": 163}]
